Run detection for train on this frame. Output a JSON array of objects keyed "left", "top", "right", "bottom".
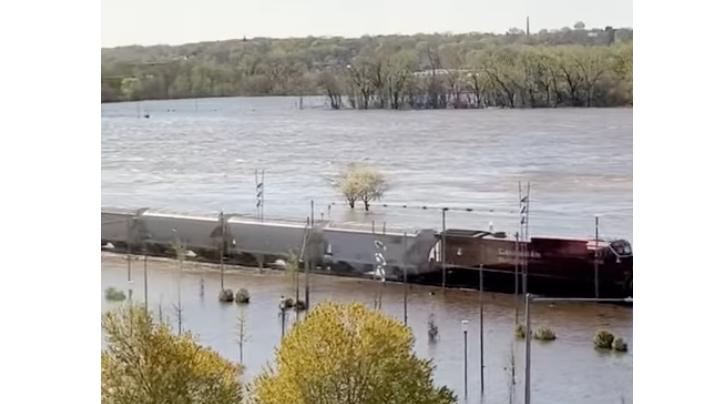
[
  {"left": 439, "top": 229, "right": 633, "bottom": 297},
  {"left": 101, "top": 208, "right": 439, "bottom": 277},
  {"left": 101, "top": 208, "right": 633, "bottom": 297}
]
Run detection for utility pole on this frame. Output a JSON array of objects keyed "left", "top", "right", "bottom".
[
  {"left": 143, "top": 251, "right": 148, "bottom": 311},
  {"left": 524, "top": 294, "right": 531, "bottom": 404},
  {"left": 479, "top": 264, "right": 485, "bottom": 393},
  {"left": 594, "top": 215, "right": 600, "bottom": 298},
  {"left": 514, "top": 232, "right": 520, "bottom": 324},
  {"left": 280, "top": 305, "right": 286, "bottom": 341},
  {"left": 441, "top": 208, "right": 448, "bottom": 291},
  {"left": 126, "top": 217, "right": 132, "bottom": 282},
  {"left": 519, "top": 182, "right": 531, "bottom": 298},
  {"left": 462, "top": 320, "right": 469, "bottom": 401},
  {"left": 304, "top": 217, "right": 310, "bottom": 309},
  {"left": 403, "top": 232, "right": 408, "bottom": 326},
  {"left": 126, "top": 217, "right": 132, "bottom": 301},
  {"left": 220, "top": 211, "right": 225, "bottom": 290}
]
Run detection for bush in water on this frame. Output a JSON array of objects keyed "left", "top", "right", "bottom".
[
  {"left": 612, "top": 336, "right": 628, "bottom": 352},
  {"left": 594, "top": 330, "right": 616, "bottom": 349},
  {"left": 218, "top": 289, "right": 234, "bottom": 303},
  {"left": 235, "top": 288, "right": 250, "bottom": 304},
  {"left": 534, "top": 326, "right": 556, "bottom": 341},
  {"left": 105, "top": 287, "right": 126, "bottom": 301},
  {"left": 515, "top": 324, "right": 527, "bottom": 340}
]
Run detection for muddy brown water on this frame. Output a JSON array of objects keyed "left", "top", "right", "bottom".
[{"left": 101, "top": 253, "right": 632, "bottom": 403}]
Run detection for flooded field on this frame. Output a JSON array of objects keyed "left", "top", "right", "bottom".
[{"left": 102, "top": 252, "right": 632, "bottom": 404}]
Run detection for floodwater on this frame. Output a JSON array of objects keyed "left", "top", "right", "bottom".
[
  {"left": 101, "top": 97, "right": 632, "bottom": 242},
  {"left": 102, "top": 253, "right": 632, "bottom": 404}
]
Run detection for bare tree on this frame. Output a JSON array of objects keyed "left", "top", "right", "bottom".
[
  {"left": 336, "top": 164, "right": 388, "bottom": 211},
  {"left": 319, "top": 71, "right": 343, "bottom": 109},
  {"left": 236, "top": 311, "right": 249, "bottom": 365},
  {"left": 466, "top": 71, "right": 487, "bottom": 108},
  {"left": 171, "top": 239, "right": 187, "bottom": 335}
]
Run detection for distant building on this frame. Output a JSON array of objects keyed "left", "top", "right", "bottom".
[{"left": 412, "top": 69, "right": 472, "bottom": 78}]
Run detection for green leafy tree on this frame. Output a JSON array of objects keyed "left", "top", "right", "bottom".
[
  {"left": 253, "top": 302, "right": 455, "bottom": 404},
  {"left": 101, "top": 305, "right": 244, "bottom": 404}
]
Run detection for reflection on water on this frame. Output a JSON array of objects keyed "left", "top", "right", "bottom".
[
  {"left": 102, "top": 97, "right": 632, "bottom": 241},
  {"left": 102, "top": 253, "right": 632, "bottom": 404}
]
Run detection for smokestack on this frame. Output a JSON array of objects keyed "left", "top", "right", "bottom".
[{"left": 526, "top": 16, "right": 530, "bottom": 37}]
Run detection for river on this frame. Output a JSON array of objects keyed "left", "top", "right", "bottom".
[
  {"left": 102, "top": 253, "right": 632, "bottom": 404},
  {"left": 101, "top": 96, "right": 632, "bottom": 242}
]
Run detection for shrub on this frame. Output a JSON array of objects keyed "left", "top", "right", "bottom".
[
  {"left": 105, "top": 287, "right": 126, "bottom": 301},
  {"left": 235, "top": 288, "right": 250, "bottom": 304},
  {"left": 594, "top": 330, "right": 615, "bottom": 349},
  {"left": 534, "top": 326, "right": 556, "bottom": 341},
  {"left": 612, "top": 336, "right": 628, "bottom": 352},
  {"left": 218, "top": 288, "right": 234, "bottom": 303},
  {"left": 282, "top": 297, "right": 295, "bottom": 309},
  {"left": 515, "top": 324, "right": 527, "bottom": 340},
  {"left": 293, "top": 299, "right": 307, "bottom": 310}
]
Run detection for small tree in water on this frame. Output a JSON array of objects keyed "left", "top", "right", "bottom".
[{"left": 337, "top": 163, "right": 388, "bottom": 211}]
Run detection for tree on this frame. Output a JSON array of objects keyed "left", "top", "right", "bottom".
[
  {"left": 252, "top": 302, "right": 456, "bottom": 404},
  {"left": 319, "top": 71, "right": 343, "bottom": 109},
  {"left": 337, "top": 164, "right": 388, "bottom": 211},
  {"left": 120, "top": 77, "right": 141, "bottom": 101},
  {"left": 102, "top": 305, "right": 244, "bottom": 404},
  {"left": 574, "top": 21, "right": 586, "bottom": 30},
  {"left": 102, "top": 32, "right": 632, "bottom": 107}
]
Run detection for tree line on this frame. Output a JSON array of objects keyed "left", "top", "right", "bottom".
[{"left": 102, "top": 25, "right": 632, "bottom": 109}]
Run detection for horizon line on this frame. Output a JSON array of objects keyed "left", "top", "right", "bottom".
[{"left": 102, "top": 25, "right": 634, "bottom": 49}]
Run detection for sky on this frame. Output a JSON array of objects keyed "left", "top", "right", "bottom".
[{"left": 102, "top": 0, "right": 632, "bottom": 48}]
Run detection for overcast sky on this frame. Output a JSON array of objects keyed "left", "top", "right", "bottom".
[{"left": 102, "top": 0, "right": 632, "bottom": 48}]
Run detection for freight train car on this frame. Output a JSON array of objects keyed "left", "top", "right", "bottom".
[{"left": 101, "top": 209, "right": 438, "bottom": 277}]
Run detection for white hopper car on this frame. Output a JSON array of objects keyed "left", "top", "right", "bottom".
[{"left": 101, "top": 209, "right": 438, "bottom": 277}]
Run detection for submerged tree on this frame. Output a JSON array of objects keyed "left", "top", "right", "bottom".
[
  {"left": 101, "top": 305, "right": 244, "bottom": 403},
  {"left": 336, "top": 164, "right": 388, "bottom": 211},
  {"left": 253, "top": 301, "right": 455, "bottom": 404}
]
